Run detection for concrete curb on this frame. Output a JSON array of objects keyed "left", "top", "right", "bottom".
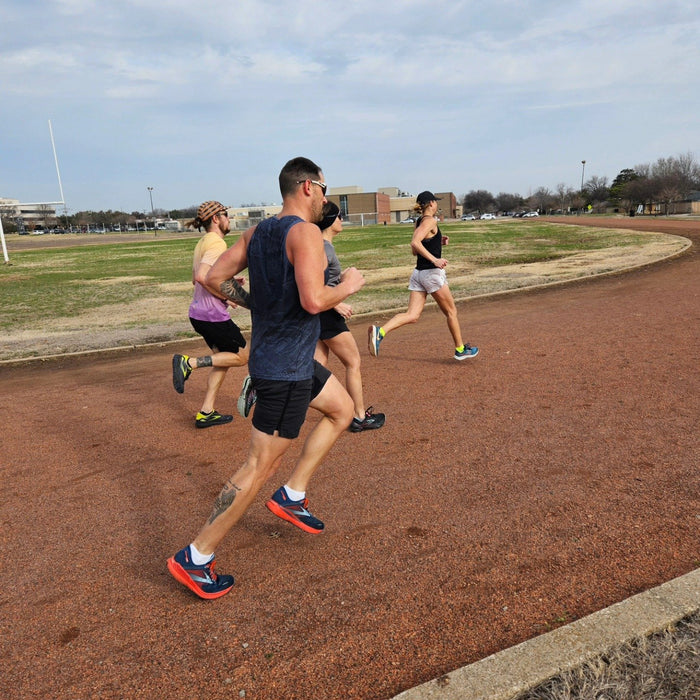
[{"left": 392, "top": 567, "right": 700, "bottom": 700}]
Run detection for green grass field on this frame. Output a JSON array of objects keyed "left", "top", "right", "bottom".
[{"left": 0, "top": 220, "right": 675, "bottom": 356}]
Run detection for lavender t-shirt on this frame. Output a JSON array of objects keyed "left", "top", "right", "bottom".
[{"left": 188, "top": 231, "right": 230, "bottom": 323}]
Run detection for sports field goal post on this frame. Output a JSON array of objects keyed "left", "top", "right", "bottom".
[
  {"left": 341, "top": 212, "right": 378, "bottom": 227},
  {"left": 230, "top": 211, "right": 381, "bottom": 230},
  {"left": 0, "top": 200, "right": 65, "bottom": 264}
]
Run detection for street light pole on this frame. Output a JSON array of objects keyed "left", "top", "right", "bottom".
[
  {"left": 580, "top": 160, "right": 586, "bottom": 192},
  {"left": 147, "top": 187, "right": 155, "bottom": 234}
]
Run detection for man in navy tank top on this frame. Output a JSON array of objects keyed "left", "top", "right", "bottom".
[{"left": 167, "top": 157, "right": 365, "bottom": 599}]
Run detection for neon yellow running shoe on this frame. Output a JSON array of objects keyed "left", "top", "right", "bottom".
[
  {"left": 172, "top": 354, "right": 192, "bottom": 393},
  {"left": 195, "top": 410, "right": 233, "bottom": 429}
]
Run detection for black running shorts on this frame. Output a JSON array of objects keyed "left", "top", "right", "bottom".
[
  {"left": 189, "top": 318, "right": 246, "bottom": 354},
  {"left": 251, "top": 361, "right": 331, "bottom": 439},
  {"left": 318, "top": 309, "right": 349, "bottom": 341}
]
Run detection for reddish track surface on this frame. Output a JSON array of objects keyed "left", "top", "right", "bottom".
[{"left": 2, "top": 217, "right": 698, "bottom": 699}]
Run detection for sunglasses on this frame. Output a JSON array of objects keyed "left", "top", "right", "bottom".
[
  {"left": 217, "top": 211, "right": 229, "bottom": 218},
  {"left": 297, "top": 179, "right": 328, "bottom": 195}
]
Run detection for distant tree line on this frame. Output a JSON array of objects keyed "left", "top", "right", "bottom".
[
  {"left": 0, "top": 205, "right": 200, "bottom": 233},
  {"left": 54, "top": 205, "right": 199, "bottom": 227},
  {"left": 461, "top": 151, "right": 700, "bottom": 216},
  {"left": 4, "top": 151, "right": 698, "bottom": 233}
]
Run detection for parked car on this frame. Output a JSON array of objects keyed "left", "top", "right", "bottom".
[
  {"left": 523, "top": 211, "right": 539, "bottom": 217},
  {"left": 400, "top": 217, "right": 415, "bottom": 223},
  {"left": 461, "top": 214, "right": 476, "bottom": 221},
  {"left": 479, "top": 213, "right": 496, "bottom": 220}
]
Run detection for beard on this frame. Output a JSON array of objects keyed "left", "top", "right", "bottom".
[{"left": 310, "top": 197, "right": 325, "bottom": 224}]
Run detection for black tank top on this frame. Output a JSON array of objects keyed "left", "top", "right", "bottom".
[
  {"left": 247, "top": 215, "right": 320, "bottom": 381},
  {"left": 415, "top": 216, "right": 441, "bottom": 270}
]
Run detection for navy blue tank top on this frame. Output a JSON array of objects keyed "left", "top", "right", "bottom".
[
  {"left": 247, "top": 215, "right": 320, "bottom": 381},
  {"left": 415, "top": 216, "right": 442, "bottom": 270}
]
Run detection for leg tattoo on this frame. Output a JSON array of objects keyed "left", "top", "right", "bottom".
[
  {"left": 207, "top": 480, "right": 242, "bottom": 524},
  {"left": 197, "top": 355, "right": 213, "bottom": 367}
]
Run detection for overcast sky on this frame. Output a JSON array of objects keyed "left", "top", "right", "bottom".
[{"left": 2, "top": 0, "right": 698, "bottom": 214}]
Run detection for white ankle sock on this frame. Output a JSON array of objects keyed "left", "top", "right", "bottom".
[
  {"left": 189, "top": 543, "right": 214, "bottom": 565},
  {"left": 284, "top": 485, "right": 305, "bottom": 502}
]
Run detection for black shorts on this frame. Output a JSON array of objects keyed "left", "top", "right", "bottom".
[
  {"left": 189, "top": 318, "right": 246, "bottom": 354},
  {"left": 319, "top": 309, "right": 349, "bottom": 341},
  {"left": 251, "top": 361, "right": 331, "bottom": 439}
]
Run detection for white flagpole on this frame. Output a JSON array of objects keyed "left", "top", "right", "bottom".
[
  {"left": 48, "top": 120, "right": 67, "bottom": 214},
  {"left": 1, "top": 216, "right": 9, "bottom": 264},
  {"left": 0, "top": 122, "right": 66, "bottom": 264}
]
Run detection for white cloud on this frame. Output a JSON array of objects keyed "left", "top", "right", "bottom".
[{"left": 1, "top": 0, "right": 698, "bottom": 210}]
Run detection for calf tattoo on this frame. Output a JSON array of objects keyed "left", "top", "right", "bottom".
[
  {"left": 197, "top": 356, "right": 213, "bottom": 367},
  {"left": 208, "top": 480, "right": 242, "bottom": 524}
]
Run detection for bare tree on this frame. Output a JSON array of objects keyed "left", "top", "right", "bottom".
[
  {"left": 658, "top": 181, "right": 685, "bottom": 214},
  {"left": 462, "top": 189, "right": 495, "bottom": 214},
  {"left": 528, "top": 187, "right": 553, "bottom": 213},
  {"left": 495, "top": 192, "right": 523, "bottom": 213},
  {"left": 623, "top": 152, "right": 700, "bottom": 214},
  {"left": 622, "top": 176, "right": 657, "bottom": 213},
  {"left": 555, "top": 183, "right": 578, "bottom": 212},
  {"left": 649, "top": 152, "right": 700, "bottom": 211},
  {"left": 673, "top": 151, "right": 700, "bottom": 190},
  {"left": 583, "top": 175, "right": 609, "bottom": 206}
]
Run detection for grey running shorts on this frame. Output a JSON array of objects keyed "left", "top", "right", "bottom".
[{"left": 408, "top": 268, "right": 447, "bottom": 294}]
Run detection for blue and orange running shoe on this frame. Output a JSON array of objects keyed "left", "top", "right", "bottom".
[
  {"left": 167, "top": 546, "right": 234, "bottom": 600},
  {"left": 265, "top": 487, "right": 324, "bottom": 534},
  {"left": 368, "top": 325, "right": 383, "bottom": 357}
]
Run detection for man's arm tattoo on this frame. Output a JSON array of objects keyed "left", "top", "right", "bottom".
[
  {"left": 220, "top": 277, "right": 251, "bottom": 308},
  {"left": 207, "top": 480, "right": 242, "bottom": 524}
]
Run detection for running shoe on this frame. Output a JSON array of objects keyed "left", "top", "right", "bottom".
[
  {"left": 195, "top": 410, "right": 233, "bottom": 429},
  {"left": 167, "top": 545, "right": 234, "bottom": 600},
  {"left": 348, "top": 406, "right": 386, "bottom": 432},
  {"left": 368, "top": 325, "right": 383, "bottom": 357},
  {"left": 237, "top": 375, "right": 257, "bottom": 418},
  {"left": 454, "top": 345, "right": 479, "bottom": 361},
  {"left": 265, "top": 487, "right": 324, "bottom": 534},
  {"left": 172, "top": 354, "right": 192, "bottom": 393}
]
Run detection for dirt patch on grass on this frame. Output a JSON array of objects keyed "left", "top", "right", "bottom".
[{"left": 452, "top": 237, "right": 688, "bottom": 297}]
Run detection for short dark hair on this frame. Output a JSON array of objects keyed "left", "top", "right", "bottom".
[{"left": 279, "top": 157, "right": 322, "bottom": 198}]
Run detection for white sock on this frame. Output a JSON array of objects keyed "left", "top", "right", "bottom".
[
  {"left": 284, "top": 485, "right": 305, "bottom": 502},
  {"left": 189, "top": 543, "right": 214, "bottom": 565}
]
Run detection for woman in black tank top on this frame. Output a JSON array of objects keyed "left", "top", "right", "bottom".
[{"left": 367, "top": 191, "right": 479, "bottom": 361}]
